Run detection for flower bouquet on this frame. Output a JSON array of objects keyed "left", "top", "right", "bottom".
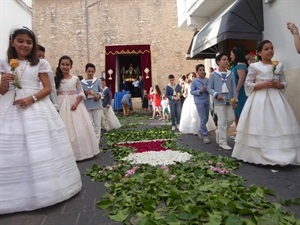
[
  {"left": 224, "top": 97, "right": 237, "bottom": 106},
  {"left": 10, "top": 59, "right": 22, "bottom": 89},
  {"left": 87, "top": 90, "right": 95, "bottom": 98},
  {"left": 272, "top": 60, "right": 283, "bottom": 82}
]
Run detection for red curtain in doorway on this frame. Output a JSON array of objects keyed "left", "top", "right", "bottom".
[{"left": 105, "top": 45, "right": 151, "bottom": 95}]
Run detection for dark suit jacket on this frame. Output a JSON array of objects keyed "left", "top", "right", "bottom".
[
  {"left": 120, "top": 82, "right": 129, "bottom": 91},
  {"left": 102, "top": 86, "right": 112, "bottom": 107},
  {"left": 138, "top": 78, "right": 144, "bottom": 89}
]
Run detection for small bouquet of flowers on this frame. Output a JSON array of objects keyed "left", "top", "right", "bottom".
[
  {"left": 10, "top": 59, "right": 22, "bottom": 89},
  {"left": 225, "top": 97, "right": 237, "bottom": 106},
  {"left": 87, "top": 90, "right": 95, "bottom": 98},
  {"left": 272, "top": 60, "right": 283, "bottom": 81}
]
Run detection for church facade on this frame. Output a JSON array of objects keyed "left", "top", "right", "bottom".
[{"left": 32, "top": 0, "right": 202, "bottom": 95}]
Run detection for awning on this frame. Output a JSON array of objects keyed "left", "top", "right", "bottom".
[{"left": 190, "top": 0, "right": 263, "bottom": 59}]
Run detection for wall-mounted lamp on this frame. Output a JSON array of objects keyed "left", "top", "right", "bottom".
[
  {"left": 144, "top": 68, "right": 150, "bottom": 79},
  {"left": 108, "top": 69, "right": 113, "bottom": 80}
]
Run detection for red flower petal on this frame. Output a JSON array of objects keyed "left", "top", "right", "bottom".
[{"left": 116, "top": 140, "right": 168, "bottom": 153}]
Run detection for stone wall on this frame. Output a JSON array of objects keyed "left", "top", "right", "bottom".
[{"left": 32, "top": 0, "right": 203, "bottom": 89}]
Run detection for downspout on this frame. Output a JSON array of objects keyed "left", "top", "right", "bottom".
[
  {"left": 15, "top": 0, "right": 32, "bottom": 15},
  {"left": 85, "top": 0, "right": 90, "bottom": 62},
  {"left": 85, "top": 0, "right": 101, "bottom": 63}
]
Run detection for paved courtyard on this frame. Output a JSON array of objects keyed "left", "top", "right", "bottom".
[{"left": 0, "top": 115, "right": 299, "bottom": 225}]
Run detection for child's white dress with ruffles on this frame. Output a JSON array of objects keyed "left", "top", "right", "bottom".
[
  {"left": 179, "top": 84, "right": 216, "bottom": 134},
  {"left": 0, "top": 59, "right": 82, "bottom": 214},
  {"left": 57, "top": 75, "right": 100, "bottom": 161},
  {"left": 232, "top": 61, "right": 300, "bottom": 166}
]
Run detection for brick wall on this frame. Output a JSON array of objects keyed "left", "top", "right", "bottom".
[{"left": 32, "top": 0, "right": 203, "bottom": 89}]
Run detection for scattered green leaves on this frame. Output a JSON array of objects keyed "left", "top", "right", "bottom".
[{"left": 85, "top": 114, "right": 300, "bottom": 224}]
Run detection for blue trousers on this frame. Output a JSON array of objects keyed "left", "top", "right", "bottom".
[
  {"left": 195, "top": 103, "right": 209, "bottom": 136},
  {"left": 169, "top": 100, "right": 182, "bottom": 126}
]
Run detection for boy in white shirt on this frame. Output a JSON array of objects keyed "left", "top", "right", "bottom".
[{"left": 207, "top": 53, "right": 237, "bottom": 150}]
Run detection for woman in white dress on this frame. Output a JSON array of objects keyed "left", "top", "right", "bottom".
[
  {"left": 179, "top": 72, "right": 216, "bottom": 135},
  {"left": 0, "top": 26, "right": 82, "bottom": 214},
  {"left": 55, "top": 56, "right": 100, "bottom": 161},
  {"left": 232, "top": 40, "right": 300, "bottom": 166}
]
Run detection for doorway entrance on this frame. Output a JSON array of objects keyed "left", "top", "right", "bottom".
[
  {"left": 117, "top": 54, "right": 142, "bottom": 98},
  {"left": 105, "top": 45, "right": 152, "bottom": 97}
]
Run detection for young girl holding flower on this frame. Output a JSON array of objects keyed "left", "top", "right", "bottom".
[
  {"left": 232, "top": 40, "right": 300, "bottom": 166},
  {"left": 0, "top": 26, "right": 82, "bottom": 214}
]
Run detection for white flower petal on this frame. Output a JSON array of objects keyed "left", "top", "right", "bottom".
[{"left": 122, "top": 150, "right": 193, "bottom": 166}]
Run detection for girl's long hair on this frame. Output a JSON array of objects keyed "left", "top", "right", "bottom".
[
  {"left": 154, "top": 85, "right": 162, "bottom": 96},
  {"left": 7, "top": 26, "right": 39, "bottom": 66},
  {"left": 187, "top": 72, "right": 196, "bottom": 83},
  {"left": 55, "top": 55, "right": 73, "bottom": 89},
  {"left": 231, "top": 46, "right": 248, "bottom": 67}
]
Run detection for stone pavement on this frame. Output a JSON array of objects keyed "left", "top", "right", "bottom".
[{"left": 0, "top": 116, "right": 299, "bottom": 225}]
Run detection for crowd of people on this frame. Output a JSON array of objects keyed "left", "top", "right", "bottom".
[
  {"left": 143, "top": 23, "right": 300, "bottom": 166},
  {"left": 0, "top": 22, "right": 299, "bottom": 214}
]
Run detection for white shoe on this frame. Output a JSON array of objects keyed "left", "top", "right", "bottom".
[
  {"left": 203, "top": 136, "right": 211, "bottom": 144},
  {"left": 215, "top": 130, "right": 219, "bottom": 144},
  {"left": 176, "top": 124, "right": 180, "bottom": 129},
  {"left": 171, "top": 126, "right": 176, "bottom": 131},
  {"left": 219, "top": 144, "right": 232, "bottom": 151}
]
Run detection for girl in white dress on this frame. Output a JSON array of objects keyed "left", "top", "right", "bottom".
[
  {"left": 179, "top": 72, "right": 216, "bottom": 135},
  {"left": 100, "top": 78, "right": 121, "bottom": 131},
  {"left": 0, "top": 26, "right": 82, "bottom": 214},
  {"left": 55, "top": 56, "right": 100, "bottom": 161},
  {"left": 232, "top": 40, "right": 300, "bottom": 166}
]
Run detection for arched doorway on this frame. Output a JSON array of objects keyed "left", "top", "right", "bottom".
[{"left": 105, "top": 45, "right": 152, "bottom": 96}]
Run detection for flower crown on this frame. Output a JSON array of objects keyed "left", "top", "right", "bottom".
[{"left": 9, "top": 25, "right": 33, "bottom": 40}]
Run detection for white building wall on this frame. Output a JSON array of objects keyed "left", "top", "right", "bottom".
[
  {"left": 0, "top": 0, "right": 32, "bottom": 59},
  {"left": 263, "top": 0, "right": 300, "bottom": 69},
  {"left": 176, "top": 0, "right": 186, "bottom": 27},
  {"left": 263, "top": 0, "right": 300, "bottom": 122}
]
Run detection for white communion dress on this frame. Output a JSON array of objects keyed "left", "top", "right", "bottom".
[
  {"left": 0, "top": 59, "right": 82, "bottom": 214},
  {"left": 232, "top": 61, "right": 300, "bottom": 166},
  {"left": 57, "top": 75, "right": 100, "bottom": 161},
  {"left": 179, "top": 84, "right": 216, "bottom": 135},
  {"left": 103, "top": 105, "right": 121, "bottom": 131}
]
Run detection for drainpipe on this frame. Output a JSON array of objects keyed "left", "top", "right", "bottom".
[
  {"left": 85, "top": 0, "right": 90, "bottom": 62},
  {"left": 85, "top": 0, "right": 101, "bottom": 62},
  {"left": 15, "top": 0, "right": 32, "bottom": 15}
]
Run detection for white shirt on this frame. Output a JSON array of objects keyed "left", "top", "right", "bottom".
[{"left": 133, "top": 80, "right": 139, "bottom": 87}]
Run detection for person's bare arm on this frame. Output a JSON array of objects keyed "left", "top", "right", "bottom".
[
  {"left": 236, "top": 69, "right": 246, "bottom": 94},
  {"left": 287, "top": 22, "right": 300, "bottom": 53}
]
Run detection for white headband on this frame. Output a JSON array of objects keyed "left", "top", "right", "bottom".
[{"left": 9, "top": 25, "right": 33, "bottom": 40}]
